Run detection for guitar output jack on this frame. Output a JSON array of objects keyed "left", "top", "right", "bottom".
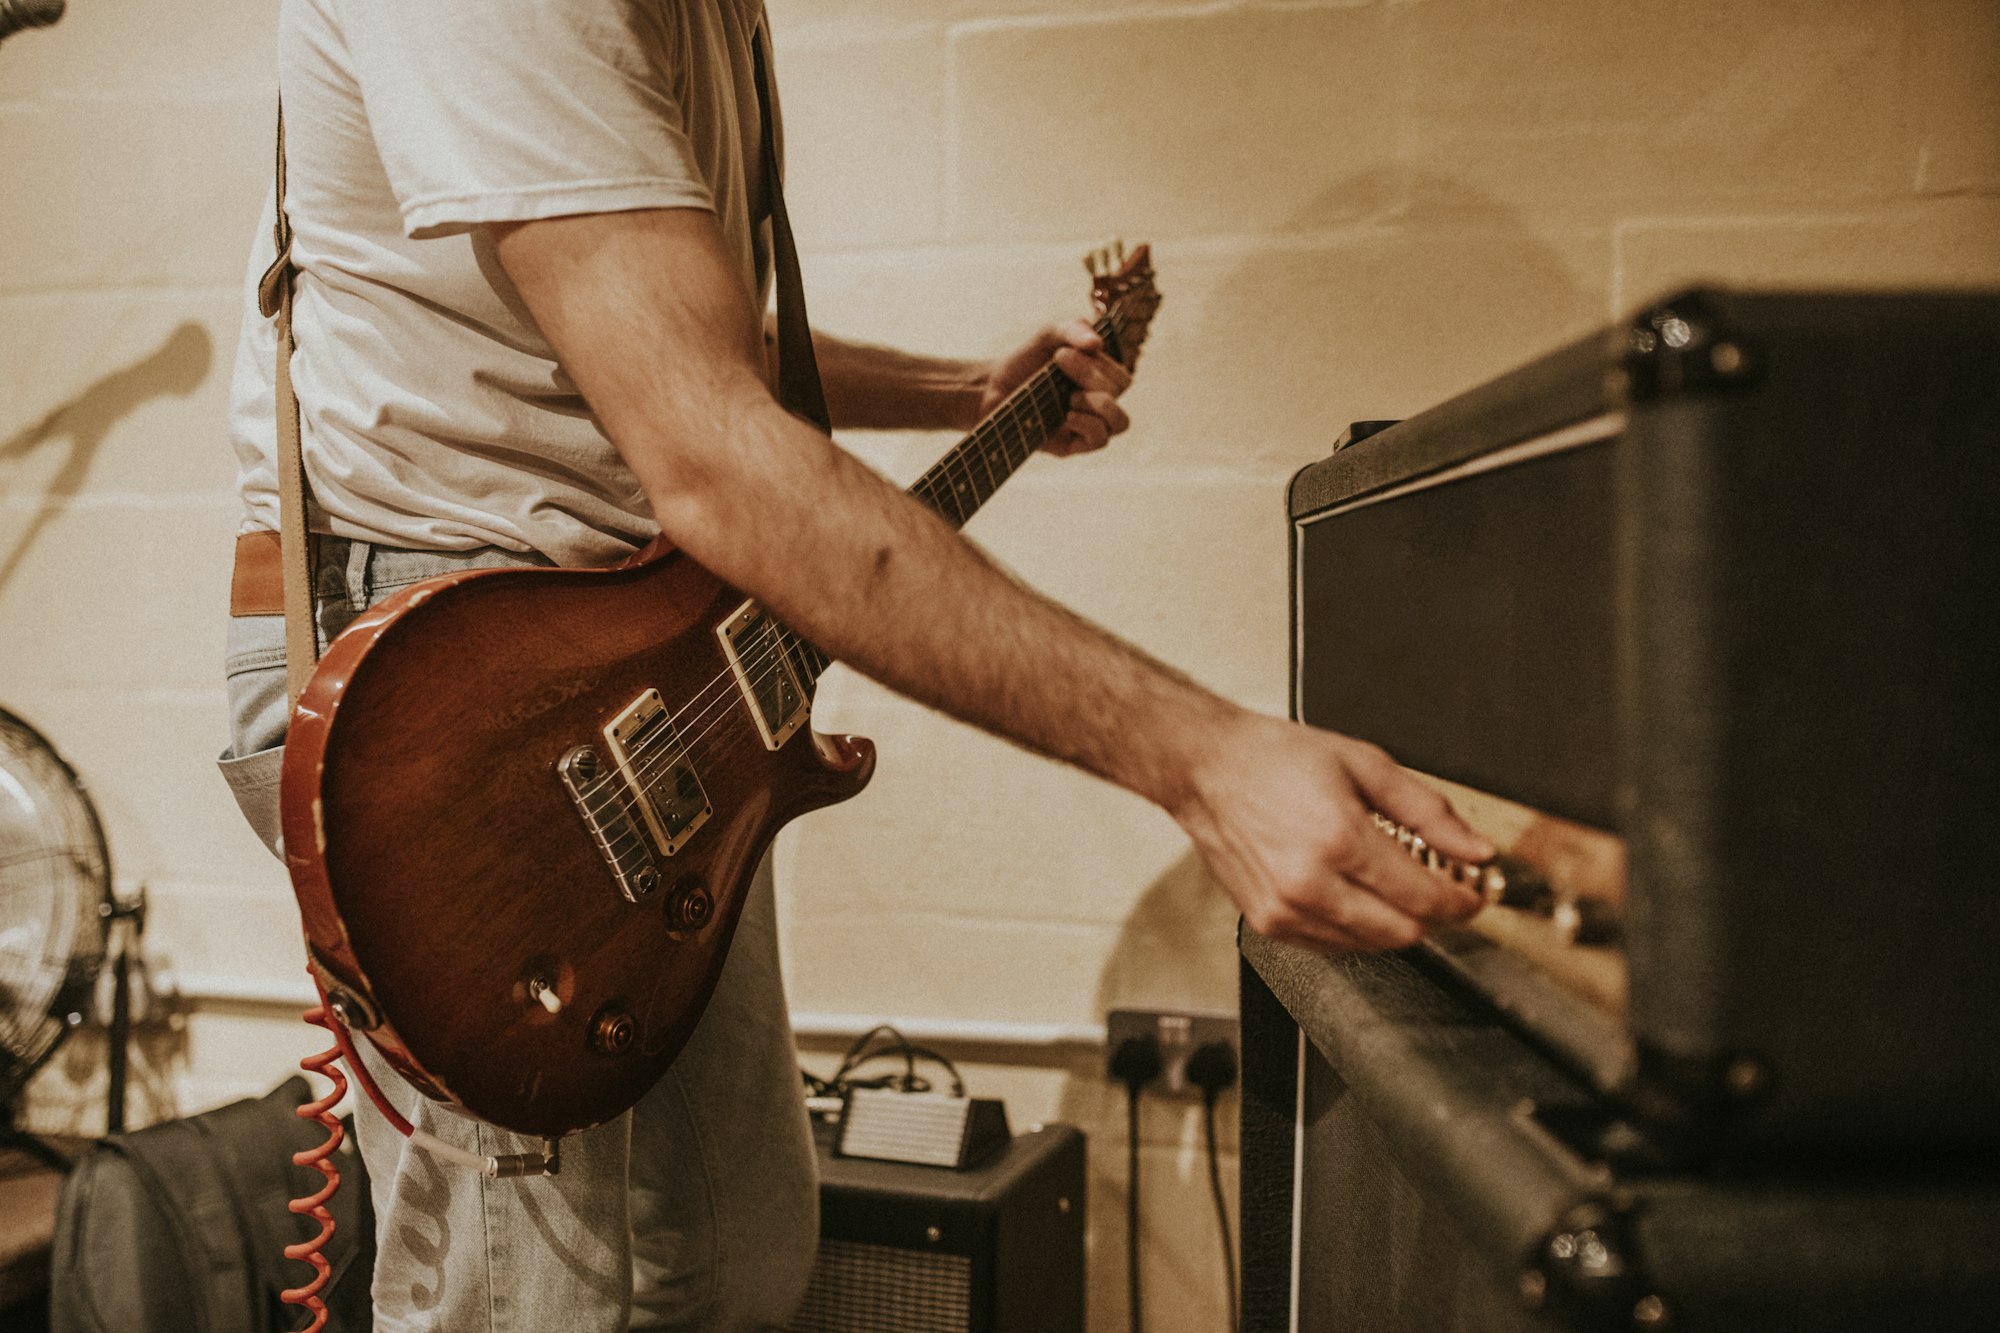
[
  {"left": 666, "top": 878, "right": 714, "bottom": 934},
  {"left": 322, "top": 982, "right": 380, "bottom": 1032}
]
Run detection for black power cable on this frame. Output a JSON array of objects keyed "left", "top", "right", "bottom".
[
  {"left": 814, "top": 1023, "right": 967, "bottom": 1098},
  {"left": 1187, "top": 1041, "right": 1240, "bottom": 1333},
  {"left": 1109, "top": 1037, "right": 1162, "bottom": 1333}
]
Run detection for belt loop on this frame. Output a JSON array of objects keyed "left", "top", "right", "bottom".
[{"left": 345, "top": 538, "right": 372, "bottom": 613}]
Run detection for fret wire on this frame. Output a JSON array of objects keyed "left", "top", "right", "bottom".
[
  {"left": 1034, "top": 373, "right": 1065, "bottom": 442},
  {"left": 1006, "top": 391, "right": 1035, "bottom": 463},
  {"left": 963, "top": 422, "right": 999, "bottom": 509},
  {"left": 984, "top": 396, "right": 1026, "bottom": 468},
  {"left": 1008, "top": 384, "right": 1040, "bottom": 462},
  {"left": 1028, "top": 374, "right": 1062, "bottom": 455},
  {"left": 902, "top": 297, "right": 1138, "bottom": 532},
  {"left": 914, "top": 469, "right": 947, "bottom": 519},
  {"left": 934, "top": 459, "right": 970, "bottom": 525},
  {"left": 972, "top": 421, "right": 1004, "bottom": 497},
  {"left": 922, "top": 462, "right": 967, "bottom": 527}
]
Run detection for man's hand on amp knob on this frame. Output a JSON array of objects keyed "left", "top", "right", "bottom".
[{"left": 1170, "top": 714, "right": 1492, "bottom": 952}]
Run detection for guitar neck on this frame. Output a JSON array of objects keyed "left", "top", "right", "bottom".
[
  {"left": 909, "top": 311, "right": 1122, "bottom": 532},
  {"left": 788, "top": 309, "right": 1129, "bottom": 689}
]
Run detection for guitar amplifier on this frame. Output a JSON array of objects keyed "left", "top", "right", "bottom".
[
  {"left": 790, "top": 1121, "right": 1085, "bottom": 1333},
  {"left": 1240, "top": 291, "right": 2000, "bottom": 1331},
  {"left": 1286, "top": 287, "right": 2000, "bottom": 1160}
]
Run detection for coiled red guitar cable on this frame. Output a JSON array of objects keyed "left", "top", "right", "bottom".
[
  {"left": 282, "top": 988, "right": 352, "bottom": 1333},
  {"left": 284, "top": 970, "right": 563, "bottom": 1329},
  {"left": 284, "top": 973, "right": 420, "bottom": 1333}
]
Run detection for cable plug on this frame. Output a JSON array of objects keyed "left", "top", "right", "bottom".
[
  {"left": 1185, "top": 1041, "right": 1238, "bottom": 1103},
  {"left": 1109, "top": 1034, "right": 1163, "bottom": 1091}
]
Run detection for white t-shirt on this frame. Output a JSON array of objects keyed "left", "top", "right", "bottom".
[{"left": 230, "top": 0, "right": 777, "bottom": 568}]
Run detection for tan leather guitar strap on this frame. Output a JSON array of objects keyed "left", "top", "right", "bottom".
[{"left": 255, "top": 101, "right": 319, "bottom": 709}]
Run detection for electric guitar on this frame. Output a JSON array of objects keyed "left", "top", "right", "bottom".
[{"left": 280, "top": 245, "right": 1161, "bottom": 1136}]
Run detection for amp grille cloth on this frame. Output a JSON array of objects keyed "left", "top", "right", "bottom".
[{"left": 790, "top": 1238, "right": 972, "bottom": 1333}]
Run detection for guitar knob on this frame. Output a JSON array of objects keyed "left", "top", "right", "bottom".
[
  {"left": 667, "top": 879, "right": 714, "bottom": 934},
  {"left": 590, "top": 1005, "right": 635, "bottom": 1056}
]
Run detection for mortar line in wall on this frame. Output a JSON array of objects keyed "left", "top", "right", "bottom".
[
  {"left": 6, "top": 684, "right": 230, "bottom": 706},
  {"left": 0, "top": 90, "right": 277, "bottom": 113},
  {"left": 799, "top": 218, "right": 1616, "bottom": 269},
  {"left": 793, "top": 901, "right": 1123, "bottom": 932},
  {"left": 948, "top": 0, "right": 1372, "bottom": 42},
  {"left": 997, "top": 462, "right": 1304, "bottom": 491},
  {"left": 782, "top": 20, "right": 945, "bottom": 55},
  {"left": 0, "top": 493, "right": 241, "bottom": 514},
  {"left": 157, "top": 970, "right": 1119, "bottom": 1055},
  {"left": 0, "top": 281, "right": 251, "bottom": 300}
]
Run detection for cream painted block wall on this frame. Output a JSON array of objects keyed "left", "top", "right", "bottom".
[
  {"left": 1, "top": 0, "right": 320, "bottom": 1148},
  {"left": 3, "top": 2, "right": 1997, "bottom": 1331}
]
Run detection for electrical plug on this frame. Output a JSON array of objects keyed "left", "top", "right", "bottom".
[
  {"left": 1109, "top": 1034, "right": 1163, "bottom": 1091},
  {"left": 1185, "top": 1041, "right": 1238, "bottom": 1102}
]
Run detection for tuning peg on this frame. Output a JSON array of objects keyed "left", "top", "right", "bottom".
[{"left": 1084, "top": 242, "right": 1128, "bottom": 278}]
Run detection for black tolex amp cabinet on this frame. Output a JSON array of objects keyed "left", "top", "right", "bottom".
[
  {"left": 1243, "top": 289, "right": 2000, "bottom": 1332},
  {"left": 790, "top": 1121, "right": 1084, "bottom": 1333}
]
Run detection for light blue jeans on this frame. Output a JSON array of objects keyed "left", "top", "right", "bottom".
[{"left": 219, "top": 537, "right": 818, "bottom": 1332}]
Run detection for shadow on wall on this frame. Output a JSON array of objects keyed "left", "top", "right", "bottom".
[
  {"left": 1172, "top": 169, "right": 1597, "bottom": 463},
  {"left": 1039, "top": 166, "right": 1590, "bottom": 1327},
  {"left": 1082, "top": 850, "right": 1238, "bottom": 1030},
  {"left": 1072, "top": 165, "right": 1589, "bottom": 1039},
  {"left": 0, "top": 320, "right": 213, "bottom": 593}
]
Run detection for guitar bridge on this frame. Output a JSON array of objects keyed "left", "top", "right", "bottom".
[
  {"left": 557, "top": 746, "right": 661, "bottom": 902},
  {"left": 717, "top": 600, "right": 810, "bottom": 750}
]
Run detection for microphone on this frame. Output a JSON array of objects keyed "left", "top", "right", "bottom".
[{"left": 0, "top": 0, "right": 65, "bottom": 44}]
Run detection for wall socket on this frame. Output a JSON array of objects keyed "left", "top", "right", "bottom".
[{"left": 1104, "top": 1008, "right": 1238, "bottom": 1095}]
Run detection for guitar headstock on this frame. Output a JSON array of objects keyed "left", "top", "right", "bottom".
[{"left": 1086, "top": 241, "right": 1161, "bottom": 372}]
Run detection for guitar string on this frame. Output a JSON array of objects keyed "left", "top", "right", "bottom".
[
  {"left": 566, "top": 300, "right": 1148, "bottom": 836},
  {"left": 571, "top": 366, "right": 1067, "bottom": 810},
  {"left": 577, "top": 364, "right": 1077, "bottom": 799},
  {"left": 640, "top": 302, "right": 1133, "bottom": 750},
  {"left": 567, "top": 360, "right": 1138, "bottom": 835},
  {"left": 581, "top": 305, "right": 1142, "bottom": 808},
  {"left": 574, "top": 306, "right": 1142, "bottom": 811},
  {"left": 564, "top": 386, "right": 1060, "bottom": 830},
  {"left": 610, "top": 301, "right": 1140, "bottom": 785}
]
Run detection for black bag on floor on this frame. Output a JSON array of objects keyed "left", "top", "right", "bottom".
[{"left": 48, "top": 1076, "right": 373, "bottom": 1333}]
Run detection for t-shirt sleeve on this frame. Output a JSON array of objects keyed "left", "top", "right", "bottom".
[{"left": 334, "top": 0, "right": 715, "bottom": 239}]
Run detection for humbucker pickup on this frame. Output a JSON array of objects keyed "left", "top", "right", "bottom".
[
  {"left": 716, "top": 600, "right": 810, "bottom": 750},
  {"left": 564, "top": 684, "right": 712, "bottom": 872}
]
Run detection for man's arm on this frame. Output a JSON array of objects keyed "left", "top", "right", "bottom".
[
  {"left": 794, "top": 320, "right": 1133, "bottom": 456},
  {"left": 493, "top": 206, "right": 1490, "bottom": 950}
]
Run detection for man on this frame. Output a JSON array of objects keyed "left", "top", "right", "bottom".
[{"left": 220, "top": 0, "right": 1489, "bottom": 1327}]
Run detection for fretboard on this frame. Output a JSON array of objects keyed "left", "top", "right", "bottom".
[
  {"left": 909, "top": 312, "right": 1120, "bottom": 531},
  {"left": 785, "top": 309, "right": 1127, "bottom": 689}
]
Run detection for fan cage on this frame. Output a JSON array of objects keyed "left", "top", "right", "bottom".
[{"left": 0, "top": 706, "right": 113, "bottom": 1108}]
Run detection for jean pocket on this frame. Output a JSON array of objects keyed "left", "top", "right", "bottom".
[{"left": 218, "top": 742, "right": 285, "bottom": 861}]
